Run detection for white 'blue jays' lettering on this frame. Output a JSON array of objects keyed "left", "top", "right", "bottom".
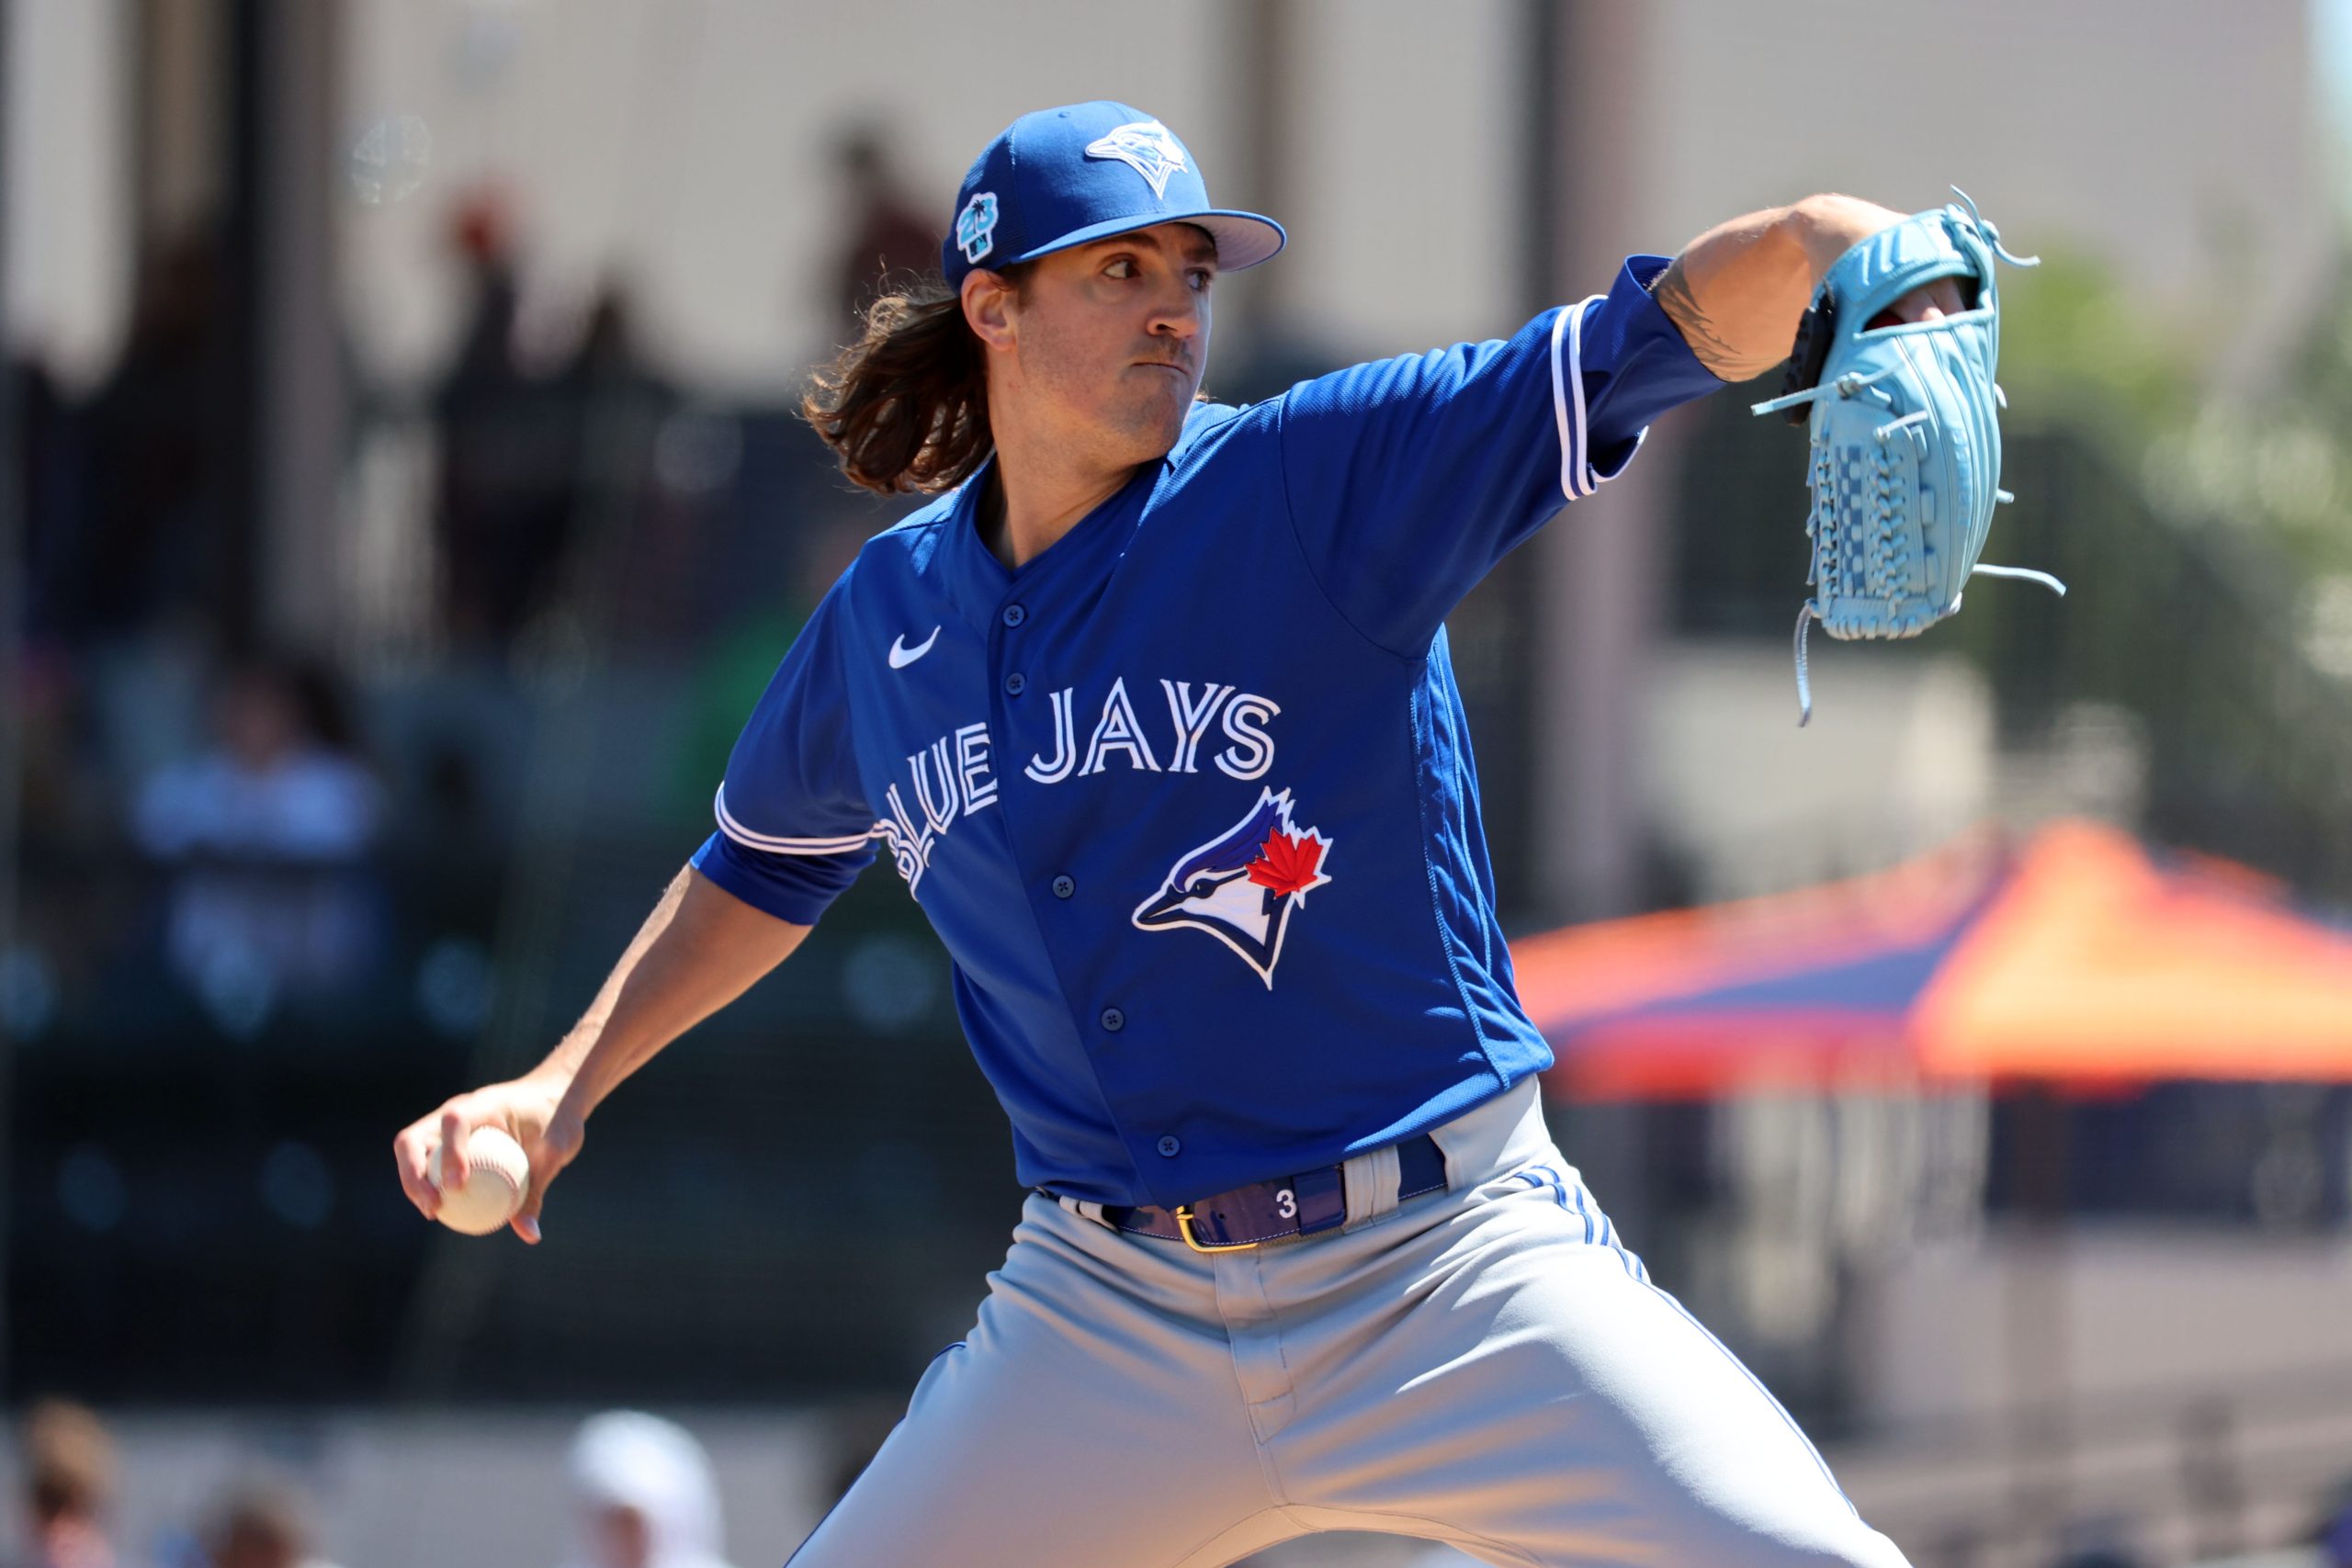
[
  {"left": 1214, "top": 695, "right": 1278, "bottom": 781},
  {"left": 954, "top": 723, "right": 996, "bottom": 812},
  {"left": 1080, "top": 678, "right": 1159, "bottom": 775},
  {"left": 1160, "top": 682, "right": 1231, "bottom": 773},
  {"left": 879, "top": 677, "right": 1283, "bottom": 891}
]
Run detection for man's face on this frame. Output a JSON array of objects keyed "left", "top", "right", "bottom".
[
  {"left": 586, "top": 1504, "right": 652, "bottom": 1568},
  {"left": 218, "top": 675, "right": 300, "bottom": 769},
  {"left": 983, "top": 221, "right": 1217, "bottom": 468}
]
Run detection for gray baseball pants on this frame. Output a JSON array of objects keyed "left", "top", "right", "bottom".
[{"left": 786, "top": 1080, "right": 1911, "bottom": 1568}]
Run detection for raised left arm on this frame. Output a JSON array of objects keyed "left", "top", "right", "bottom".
[{"left": 1649, "top": 193, "right": 1968, "bottom": 382}]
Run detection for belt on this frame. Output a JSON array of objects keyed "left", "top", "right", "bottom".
[{"left": 1076, "top": 1134, "right": 1449, "bottom": 1253}]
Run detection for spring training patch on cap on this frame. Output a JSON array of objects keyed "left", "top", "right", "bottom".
[
  {"left": 1083, "top": 120, "right": 1187, "bottom": 199},
  {"left": 956, "top": 191, "right": 1000, "bottom": 264}
]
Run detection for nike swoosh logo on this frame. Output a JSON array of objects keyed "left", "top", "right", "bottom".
[{"left": 888, "top": 627, "right": 940, "bottom": 669}]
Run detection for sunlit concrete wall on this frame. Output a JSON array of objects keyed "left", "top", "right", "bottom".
[
  {"left": 332, "top": 0, "right": 1521, "bottom": 395},
  {"left": 10, "top": 1, "right": 2325, "bottom": 412},
  {"left": 3, "top": 0, "right": 134, "bottom": 389},
  {"left": 1638, "top": 0, "right": 2331, "bottom": 326}
]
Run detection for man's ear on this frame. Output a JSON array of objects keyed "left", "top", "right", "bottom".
[{"left": 963, "top": 270, "right": 1017, "bottom": 353}]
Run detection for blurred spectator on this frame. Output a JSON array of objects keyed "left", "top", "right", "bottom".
[
  {"left": 12, "top": 350, "right": 81, "bottom": 643},
  {"left": 12, "top": 1400, "right": 115, "bottom": 1568},
  {"left": 566, "top": 289, "right": 663, "bottom": 428},
  {"left": 432, "top": 192, "right": 579, "bottom": 651},
  {"left": 2314, "top": 1476, "right": 2352, "bottom": 1568},
  {"left": 551, "top": 284, "right": 693, "bottom": 646},
  {"left": 2053, "top": 1547, "right": 2146, "bottom": 1568},
  {"left": 830, "top": 125, "right": 941, "bottom": 330},
  {"left": 814, "top": 1400, "right": 899, "bottom": 1518},
  {"left": 130, "top": 659, "right": 386, "bottom": 1016},
  {"left": 9, "top": 645, "right": 120, "bottom": 1021},
  {"left": 56, "top": 231, "right": 228, "bottom": 642},
  {"left": 562, "top": 1413, "right": 737, "bottom": 1568},
  {"left": 202, "top": 1483, "right": 344, "bottom": 1568}
]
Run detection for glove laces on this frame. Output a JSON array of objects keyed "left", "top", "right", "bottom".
[
  {"left": 1950, "top": 186, "right": 2041, "bottom": 271},
  {"left": 1791, "top": 554, "right": 2065, "bottom": 727}
]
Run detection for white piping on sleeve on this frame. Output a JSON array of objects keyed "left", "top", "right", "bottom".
[
  {"left": 1549, "top": 292, "right": 1610, "bottom": 501},
  {"left": 713, "top": 785, "right": 878, "bottom": 856}
]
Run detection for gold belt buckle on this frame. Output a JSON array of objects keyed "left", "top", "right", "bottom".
[{"left": 1172, "top": 1204, "right": 1259, "bottom": 1254}]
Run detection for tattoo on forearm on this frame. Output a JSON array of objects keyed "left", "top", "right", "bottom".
[{"left": 1651, "top": 256, "right": 1761, "bottom": 380}]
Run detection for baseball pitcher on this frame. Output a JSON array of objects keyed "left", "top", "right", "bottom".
[{"left": 396, "top": 100, "right": 2027, "bottom": 1567}]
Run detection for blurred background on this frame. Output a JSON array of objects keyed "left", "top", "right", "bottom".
[{"left": 4, "top": 1, "right": 2351, "bottom": 1565}]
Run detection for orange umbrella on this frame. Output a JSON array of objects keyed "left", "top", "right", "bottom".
[{"left": 1516, "top": 821, "right": 2352, "bottom": 1099}]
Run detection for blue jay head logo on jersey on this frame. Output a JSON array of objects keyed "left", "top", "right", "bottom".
[
  {"left": 955, "top": 191, "right": 1000, "bottom": 265},
  {"left": 1083, "top": 119, "right": 1188, "bottom": 199},
  {"left": 1132, "top": 787, "right": 1334, "bottom": 987}
]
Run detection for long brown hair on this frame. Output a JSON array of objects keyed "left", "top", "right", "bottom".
[{"left": 801, "top": 268, "right": 1030, "bottom": 496}]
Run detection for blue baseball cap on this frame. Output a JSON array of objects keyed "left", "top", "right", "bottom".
[{"left": 941, "top": 101, "right": 1286, "bottom": 289}]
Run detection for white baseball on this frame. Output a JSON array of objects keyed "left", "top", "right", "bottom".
[{"left": 429, "top": 1125, "right": 531, "bottom": 1236}]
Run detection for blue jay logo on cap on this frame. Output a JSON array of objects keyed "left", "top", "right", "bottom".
[
  {"left": 955, "top": 191, "right": 1001, "bottom": 265},
  {"left": 1083, "top": 119, "right": 1187, "bottom": 199}
]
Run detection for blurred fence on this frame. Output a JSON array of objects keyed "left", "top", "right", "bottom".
[
  {"left": 14, "top": 389, "right": 2352, "bottom": 1414},
  {"left": 9, "top": 838, "right": 1013, "bottom": 1405},
  {"left": 6, "top": 378, "right": 1025, "bottom": 1404},
  {"left": 1972, "top": 432, "right": 2352, "bottom": 900},
  {"left": 1837, "top": 1360, "right": 2352, "bottom": 1568},
  {"left": 1674, "top": 399, "right": 2352, "bottom": 902}
]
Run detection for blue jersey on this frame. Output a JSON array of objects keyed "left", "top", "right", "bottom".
[{"left": 693, "top": 255, "right": 1722, "bottom": 1207}]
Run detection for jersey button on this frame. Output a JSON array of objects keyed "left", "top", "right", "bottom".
[
  {"left": 1003, "top": 671, "right": 1026, "bottom": 695},
  {"left": 1001, "top": 604, "right": 1027, "bottom": 628},
  {"left": 1052, "top": 874, "right": 1075, "bottom": 899},
  {"left": 1099, "top": 1006, "right": 1125, "bottom": 1032},
  {"left": 1156, "top": 1135, "right": 1182, "bottom": 1158}
]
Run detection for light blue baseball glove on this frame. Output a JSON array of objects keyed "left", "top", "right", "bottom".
[{"left": 1751, "top": 190, "right": 2062, "bottom": 726}]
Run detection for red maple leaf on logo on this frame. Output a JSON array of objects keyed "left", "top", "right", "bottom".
[{"left": 1248, "top": 829, "right": 1330, "bottom": 900}]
